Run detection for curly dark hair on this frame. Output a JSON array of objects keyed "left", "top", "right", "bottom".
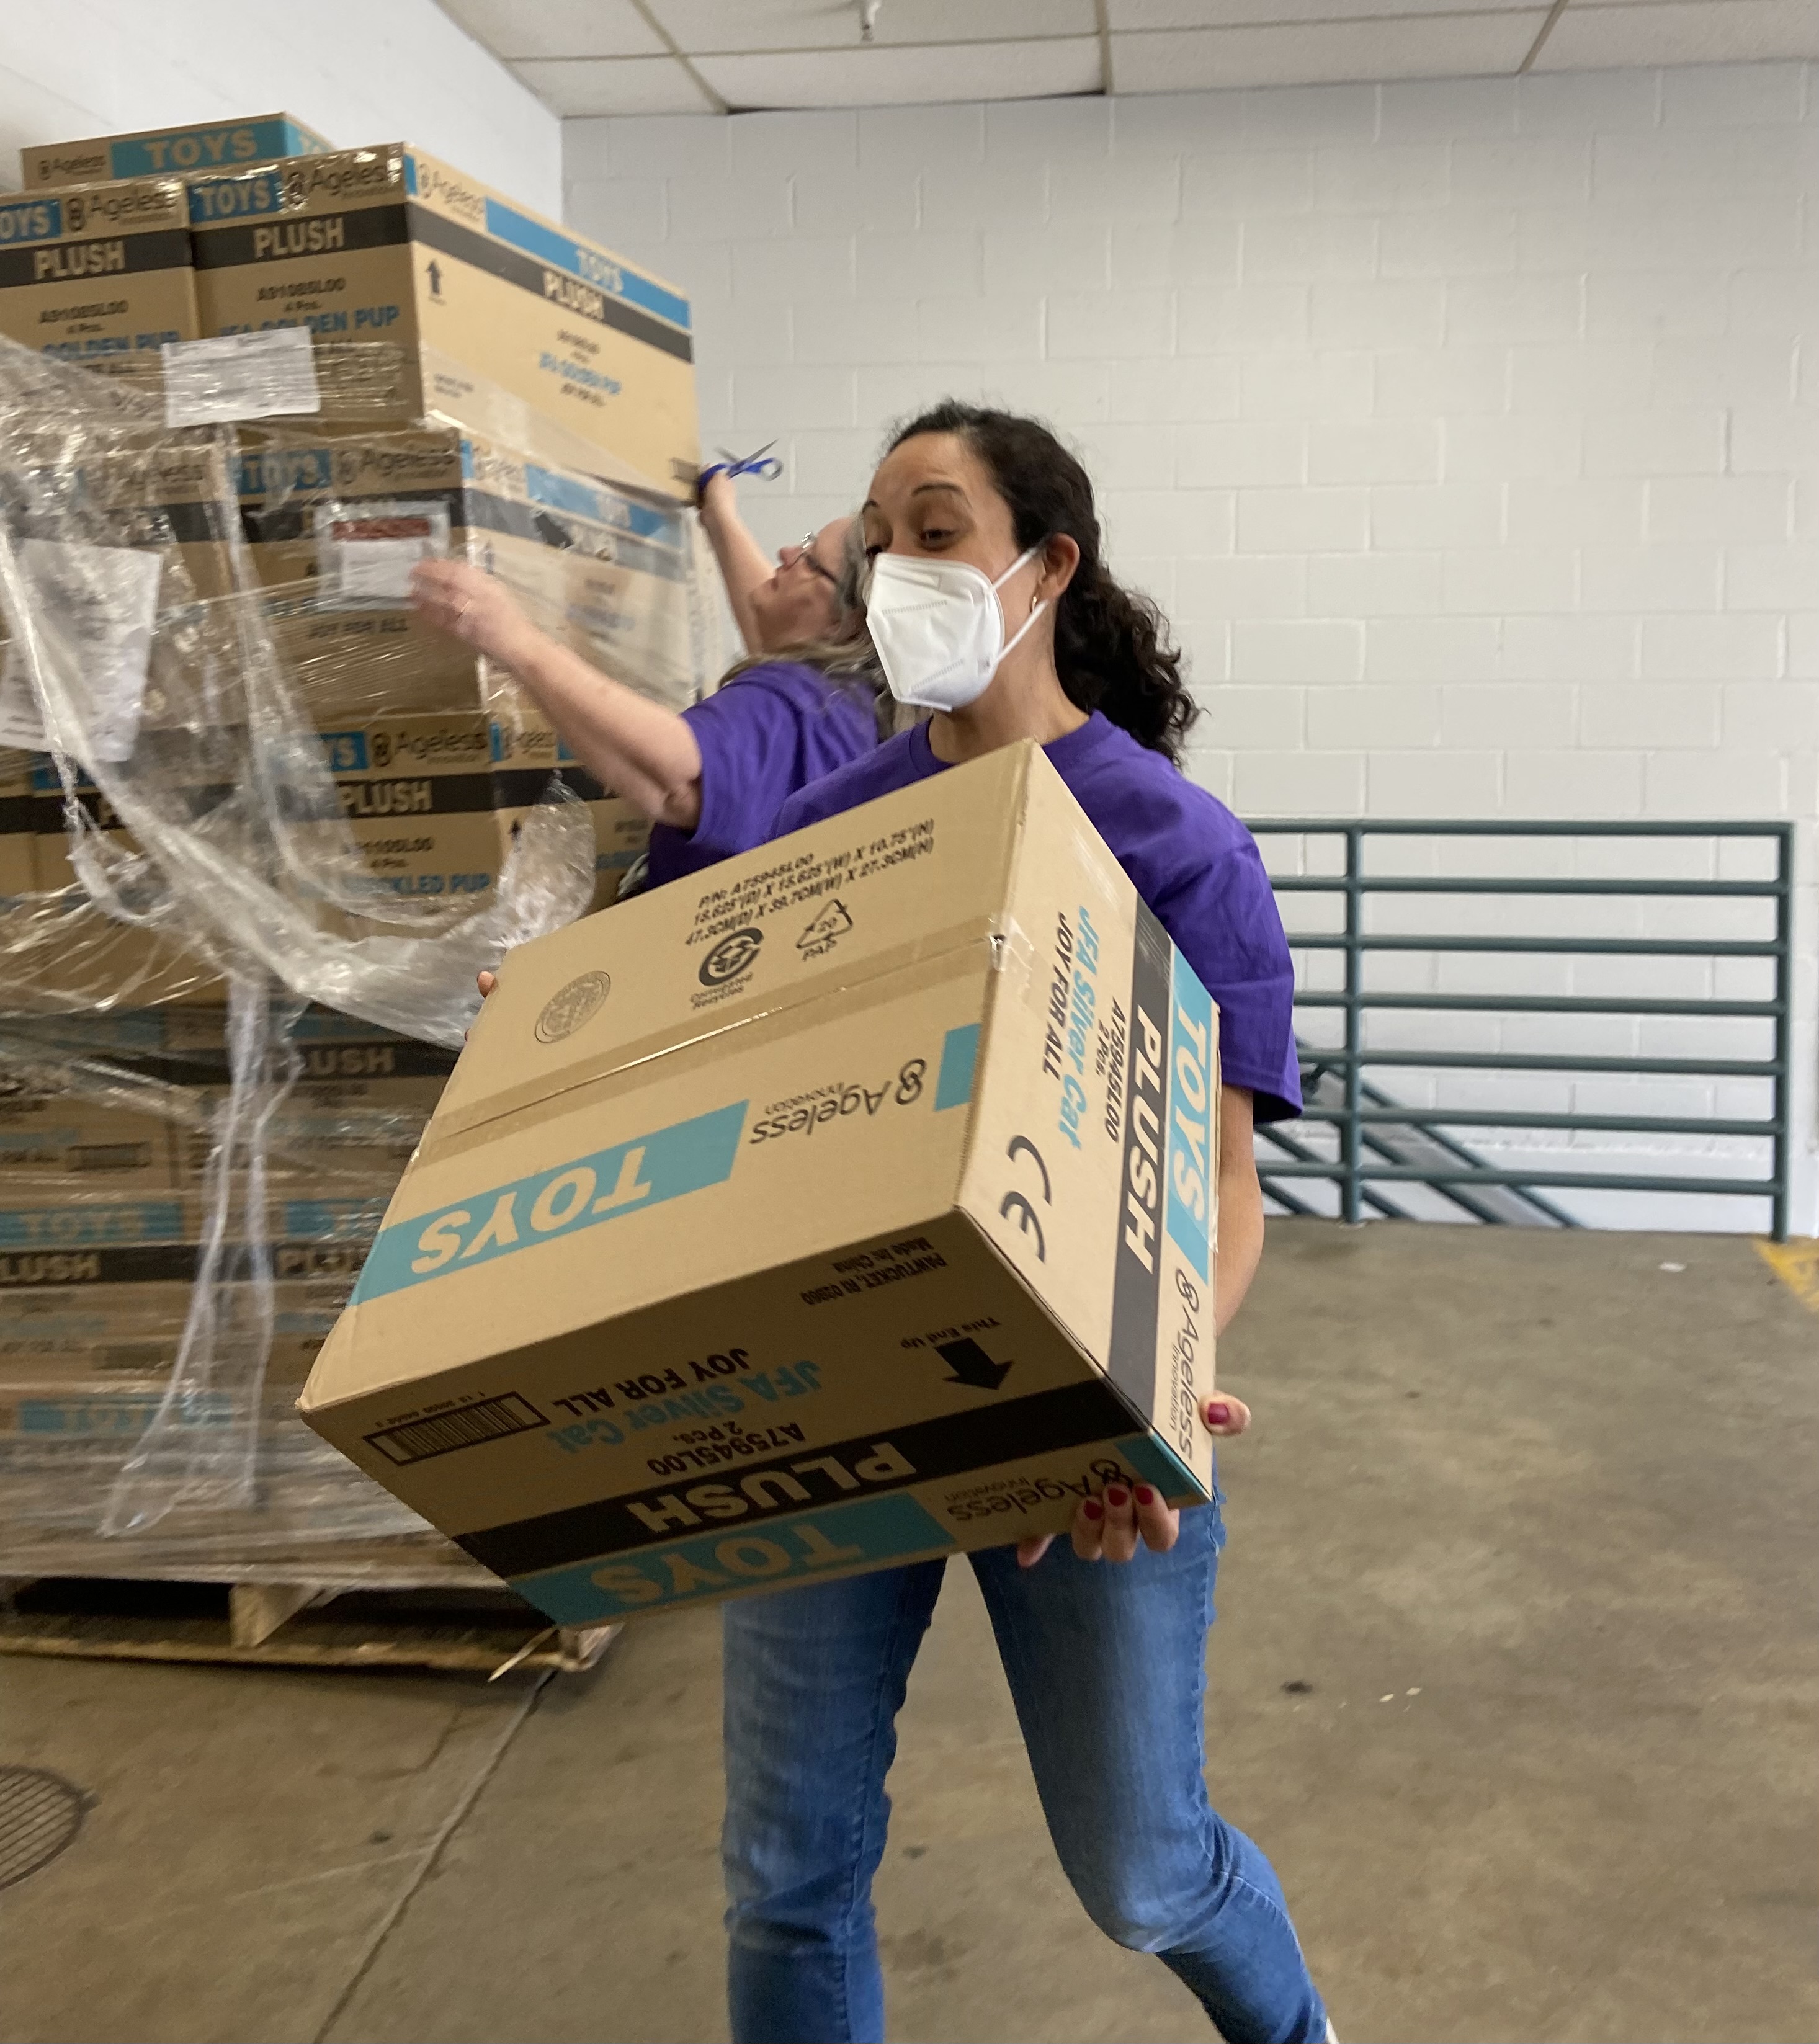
[{"left": 885, "top": 401, "right": 1199, "bottom": 762}]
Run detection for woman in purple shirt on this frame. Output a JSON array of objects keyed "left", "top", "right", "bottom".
[
  {"left": 409, "top": 480, "right": 881, "bottom": 892},
  {"left": 725, "top": 405, "right": 1331, "bottom": 2044}
]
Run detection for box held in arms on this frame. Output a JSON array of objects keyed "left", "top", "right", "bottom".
[
  {"left": 187, "top": 146, "right": 697, "bottom": 498},
  {"left": 302, "top": 743, "right": 1222, "bottom": 1625},
  {"left": 21, "top": 114, "right": 333, "bottom": 190},
  {"left": 0, "top": 179, "right": 202, "bottom": 376}
]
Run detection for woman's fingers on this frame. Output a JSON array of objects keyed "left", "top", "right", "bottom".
[
  {"left": 476, "top": 970, "right": 496, "bottom": 999},
  {"left": 1201, "top": 1393, "right": 1251, "bottom": 1437},
  {"left": 1133, "top": 1483, "right": 1181, "bottom": 1553},
  {"left": 1098, "top": 1483, "right": 1140, "bottom": 1564},
  {"left": 1016, "top": 1533, "right": 1055, "bottom": 1568},
  {"left": 1068, "top": 1493, "right": 1104, "bottom": 1561}
]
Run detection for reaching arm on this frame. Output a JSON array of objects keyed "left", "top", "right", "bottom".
[
  {"left": 411, "top": 560, "right": 705, "bottom": 831},
  {"left": 698, "top": 471, "right": 774, "bottom": 655}
]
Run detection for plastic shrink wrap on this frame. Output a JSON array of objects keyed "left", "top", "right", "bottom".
[{"left": 0, "top": 334, "right": 715, "bottom": 1582}]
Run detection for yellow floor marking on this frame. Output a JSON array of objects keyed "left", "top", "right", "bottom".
[{"left": 1754, "top": 1238, "right": 1819, "bottom": 1314}]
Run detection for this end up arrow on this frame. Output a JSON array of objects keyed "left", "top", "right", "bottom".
[{"left": 935, "top": 1337, "right": 1012, "bottom": 1392}]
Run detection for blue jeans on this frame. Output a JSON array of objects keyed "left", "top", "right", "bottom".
[{"left": 721, "top": 1500, "right": 1327, "bottom": 2044}]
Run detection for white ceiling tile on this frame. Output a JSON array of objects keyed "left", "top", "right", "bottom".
[
  {"left": 438, "top": 0, "right": 664, "bottom": 60},
  {"left": 648, "top": 0, "right": 1097, "bottom": 51},
  {"left": 695, "top": 37, "right": 1104, "bottom": 107},
  {"left": 1111, "top": 0, "right": 1528, "bottom": 17},
  {"left": 1111, "top": 13, "right": 1547, "bottom": 88},
  {"left": 1534, "top": 0, "right": 1819, "bottom": 65},
  {"left": 511, "top": 56, "right": 719, "bottom": 115}
]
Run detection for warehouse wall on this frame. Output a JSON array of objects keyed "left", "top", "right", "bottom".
[
  {"left": 568, "top": 66, "right": 1818, "bottom": 1234},
  {"left": 0, "top": 0, "right": 560, "bottom": 211}
]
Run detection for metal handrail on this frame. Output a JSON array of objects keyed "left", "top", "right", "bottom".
[{"left": 1247, "top": 819, "right": 1795, "bottom": 1240}]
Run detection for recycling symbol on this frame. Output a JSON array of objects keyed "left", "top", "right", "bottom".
[{"left": 797, "top": 898, "right": 853, "bottom": 959}]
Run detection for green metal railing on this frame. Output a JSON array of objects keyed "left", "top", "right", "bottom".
[{"left": 1248, "top": 820, "right": 1795, "bottom": 1241}]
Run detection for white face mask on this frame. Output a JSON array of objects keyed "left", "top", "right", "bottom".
[{"left": 864, "top": 544, "right": 1047, "bottom": 712}]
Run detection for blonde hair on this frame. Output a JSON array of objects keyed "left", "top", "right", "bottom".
[{"left": 720, "top": 515, "right": 895, "bottom": 734}]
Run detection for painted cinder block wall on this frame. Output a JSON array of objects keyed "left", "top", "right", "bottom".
[{"left": 568, "top": 66, "right": 1818, "bottom": 1234}]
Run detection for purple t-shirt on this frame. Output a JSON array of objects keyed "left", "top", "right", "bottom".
[
  {"left": 645, "top": 661, "right": 878, "bottom": 887},
  {"left": 774, "top": 713, "right": 1302, "bottom": 1121}
]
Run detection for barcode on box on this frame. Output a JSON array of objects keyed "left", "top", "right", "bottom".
[
  {"left": 366, "top": 1393, "right": 547, "bottom": 1466},
  {"left": 71, "top": 1144, "right": 151, "bottom": 1172}
]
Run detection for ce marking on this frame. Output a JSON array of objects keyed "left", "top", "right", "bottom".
[{"left": 1000, "top": 1133, "right": 1051, "bottom": 1261}]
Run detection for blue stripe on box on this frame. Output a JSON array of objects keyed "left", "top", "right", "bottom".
[
  {"left": 514, "top": 1493, "right": 956, "bottom": 1624},
  {"left": 478, "top": 200, "right": 691, "bottom": 331},
  {"left": 1163, "top": 953, "right": 1214, "bottom": 1282},
  {"left": 1113, "top": 1431, "right": 1209, "bottom": 1504},
  {"left": 113, "top": 121, "right": 328, "bottom": 180},
  {"left": 350, "top": 1100, "right": 748, "bottom": 1304},
  {"left": 0, "top": 198, "right": 61, "bottom": 245},
  {"left": 934, "top": 1023, "right": 980, "bottom": 1112},
  {"left": 0, "top": 1201, "right": 185, "bottom": 1248}
]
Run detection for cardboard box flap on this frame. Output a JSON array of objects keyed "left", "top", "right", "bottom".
[{"left": 421, "top": 744, "right": 1042, "bottom": 1156}]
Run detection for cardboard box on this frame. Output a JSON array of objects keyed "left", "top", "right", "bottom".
[
  {"left": 187, "top": 146, "right": 697, "bottom": 498},
  {"left": 302, "top": 742, "right": 1222, "bottom": 1625},
  {"left": 0, "top": 178, "right": 201, "bottom": 373},
  {"left": 0, "top": 748, "right": 34, "bottom": 899},
  {"left": 0, "top": 436, "right": 246, "bottom": 740},
  {"left": 21, "top": 114, "right": 333, "bottom": 190},
  {"left": 25, "top": 746, "right": 228, "bottom": 1008},
  {"left": 0, "top": 1272, "right": 352, "bottom": 1389},
  {"left": 0, "top": 1081, "right": 179, "bottom": 1190},
  {"left": 239, "top": 426, "right": 695, "bottom": 717}
]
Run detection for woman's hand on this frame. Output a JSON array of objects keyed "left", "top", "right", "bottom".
[
  {"left": 411, "top": 560, "right": 537, "bottom": 666},
  {"left": 462, "top": 968, "right": 499, "bottom": 1045},
  {"left": 1014, "top": 1391, "right": 1252, "bottom": 1569}
]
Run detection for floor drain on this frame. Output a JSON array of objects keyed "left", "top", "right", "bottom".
[{"left": 0, "top": 1767, "right": 87, "bottom": 1890}]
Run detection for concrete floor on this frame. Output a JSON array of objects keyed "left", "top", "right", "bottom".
[{"left": 4, "top": 1221, "right": 1815, "bottom": 2044}]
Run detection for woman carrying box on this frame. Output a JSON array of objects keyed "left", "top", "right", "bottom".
[
  {"left": 727, "top": 403, "right": 1329, "bottom": 2044},
  {"left": 409, "top": 465, "right": 882, "bottom": 891}
]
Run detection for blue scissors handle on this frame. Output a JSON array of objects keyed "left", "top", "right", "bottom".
[{"left": 698, "top": 441, "right": 783, "bottom": 495}]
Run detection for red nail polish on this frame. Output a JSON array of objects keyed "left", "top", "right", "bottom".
[
  {"left": 1206, "top": 1401, "right": 1231, "bottom": 1426},
  {"left": 1082, "top": 1498, "right": 1104, "bottom": 1521},
  {"left": 1135, "top": 1484, "right": 1156, "bottom": 1506},
  {"left": 1105, "top": 1486, "right": 1128, "bottom": 1507}
]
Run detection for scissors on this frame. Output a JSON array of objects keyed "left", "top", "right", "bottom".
[{"left": 697, "top": 440, "right": 784, "bottom": 494}]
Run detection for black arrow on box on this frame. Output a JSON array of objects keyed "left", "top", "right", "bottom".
[{"left": 936, "top": 1337, "right": 1012, "bottom": 1392}]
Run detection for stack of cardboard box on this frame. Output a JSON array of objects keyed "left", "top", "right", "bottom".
[{"left": 0, "top": 114, "right": 702, "bottom": 1577}]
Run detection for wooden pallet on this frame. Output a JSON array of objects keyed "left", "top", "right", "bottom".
[{"left": 0, "top": 1573, "right": 617, "bottom": 1677}]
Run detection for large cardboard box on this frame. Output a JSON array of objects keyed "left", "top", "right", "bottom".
[
  {"left": 0, "top": 178, "right": 201, "bottom": 372},
  {"left": 21, "top": 115, "right": 333, "bottom": 190},
  {"left": 239, "top": 427, "right": 695, "bottom": 716},
  {"left": 186, "top": 146, "right": 697, "bottom": 498},
  {"left": 301, "top": 743, "right": 1222, "bottom": 1625}
]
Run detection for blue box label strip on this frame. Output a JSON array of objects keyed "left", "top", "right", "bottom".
[{"left": 351, "top": 1101, "right": 748, "bottom": 1303}]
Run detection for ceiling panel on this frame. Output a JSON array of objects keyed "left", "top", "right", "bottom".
[
  {"left": 1111, "top": 12, "right": 1547, "bottom": 87},
  {"left": 695, "top": 37, "right": 1104, "bottom": 107},
  {"left": 1534, "top": 0, "right": 1819, "bottom": 63},
  {"left": 1110, "top": 0, "right": 1529, "bottom": 17},
  {"left": 649, "top": 0, "right": 1098, "bottom": 48},
  {"left": 439, "top": 0, "right": 664, "bottom": 60},
  {"left": 441, "top": 0, "right": 1814, "bottom": 113},
  {"left": 510, "top": 56, "right": 720, "bottom": 115}
]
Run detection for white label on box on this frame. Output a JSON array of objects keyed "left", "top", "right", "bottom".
[
  {"left": 163, "top": 328, "right": 321, "bottom": 427},
  {"left": 313, "top": 501, "right": 452, "bottom": 610},
  {"left": 0, "top": 542, "right": 163, "bottom": 762}
]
